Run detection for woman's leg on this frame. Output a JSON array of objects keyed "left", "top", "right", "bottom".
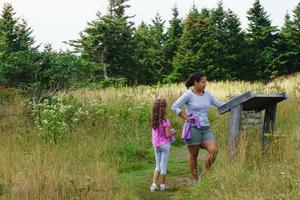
[
  {"left": 159, "top": 143, "right": 171, "bottom": 184},
  {"left": 187, "top": 144, "right": 201, "bottom": 180},
  {"left": 201, "top": 141, "right": 218, "bottom": 172}
]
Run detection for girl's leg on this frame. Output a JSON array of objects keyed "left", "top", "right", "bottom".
[
  {"left": 187, "top": 144, "right": 201, "bottom": 180},
  {"left": 152, "top": 171, "right": 160, "bottom": 184},
  {"left": 159, "top": 143, "right": 171, "bottom": 184},
  {"left": 153, "top": 147, "right": 162, "bottom": 184},
  {"left": 201, "top": 141, "right": 218, "bottom": 172}
]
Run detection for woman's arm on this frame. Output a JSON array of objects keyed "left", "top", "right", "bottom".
[
  {"left": 211, "top": 95, "right": 225, "bottom": 108},
  {"left": 171, "top": 91, "right": 191, "bottom": 121},
  {"left": 178, "top": 111, "right": 192, "bottom": 122}
]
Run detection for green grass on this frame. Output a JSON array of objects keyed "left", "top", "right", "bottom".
[{"left": 0, "top": 74, "right": 300, "bottom": 199}]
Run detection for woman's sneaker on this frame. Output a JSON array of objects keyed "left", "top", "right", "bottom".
[
  {"left": 198, "top": 171, "right": 206, "bottom": 180},
  {"left": 190, "top": 179, "right": 199, "bottom": 186},
  {"left": 150, "top": 183, "right": 158, "bottom": 192},
  {"left": 160, "top": 184, "right": 170, "bottom": 191}
]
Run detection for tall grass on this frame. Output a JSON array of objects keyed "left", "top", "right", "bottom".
[
  {"left": 0, "top": 89, "right": 134, "bottom": 199},
  {"left": 0, "top": 74, "right": 299, "bottom": 199}
]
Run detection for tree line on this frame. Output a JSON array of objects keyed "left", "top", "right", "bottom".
[{"left": 0, "top": 0, "right": 300, "bottom": 91}]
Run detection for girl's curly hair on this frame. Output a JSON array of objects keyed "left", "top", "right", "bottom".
[{"left": 151, "top": 99, "right": 167, "bottom": 129}]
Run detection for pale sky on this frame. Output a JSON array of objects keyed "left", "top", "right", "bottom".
[{"left": 1, "top": 0, "right": 299, "bottom": 50}]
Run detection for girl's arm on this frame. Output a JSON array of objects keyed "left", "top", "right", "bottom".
[
  {"left": 163, "top": 119, "right": 174, "bottom": 138},
  {"left": 165, "top": 126, "right": 172, "bottom": 138},
  {"left": 171, "top": 91, "right": 192, "bottom": 121}
]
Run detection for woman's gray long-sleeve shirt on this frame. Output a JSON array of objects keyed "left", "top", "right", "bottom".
[{"left": 171, "top": 90, "right": 224, "bottom": 127}]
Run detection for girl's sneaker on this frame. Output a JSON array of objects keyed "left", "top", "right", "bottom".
[
  {"left": 150, "top": 183, "right": 158, "bottom": 192},
  {"left": 160, "top": 184, "right": 170, "bottom": 191}
]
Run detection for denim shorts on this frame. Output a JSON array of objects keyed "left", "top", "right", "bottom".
[{"left": 186, "top": 125, "right": 215, "bottom": 146}]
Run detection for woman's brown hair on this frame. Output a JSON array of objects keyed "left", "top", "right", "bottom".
[
  {"left": 185, "top": 71, "right": 206, "bottom": 88},
  {"left": 151, "top": 99, "right": 167, "bottom": 129}
]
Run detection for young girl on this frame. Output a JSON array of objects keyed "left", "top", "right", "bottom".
[{"left": 150, "top": 99, "right": 176, "bottom": 192}]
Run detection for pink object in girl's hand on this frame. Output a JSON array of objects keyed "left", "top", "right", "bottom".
[
  {"left": 170, "top": 128, "right": 176, "bottom": 134},
  {"left": 170, "top": 128, "right": 176, "bottom": 143}
]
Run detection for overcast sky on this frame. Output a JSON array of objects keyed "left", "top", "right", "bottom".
[{"left": 1, "top": 0, "right": 299, "bottom": 50}]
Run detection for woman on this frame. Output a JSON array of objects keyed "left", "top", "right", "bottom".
[{"left": 171, "top": 71, "right": 224, "bottom": 183}]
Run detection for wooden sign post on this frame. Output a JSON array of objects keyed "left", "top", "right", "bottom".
[{"left": 218, "top": 91, "right": 288, "bottom": 156}]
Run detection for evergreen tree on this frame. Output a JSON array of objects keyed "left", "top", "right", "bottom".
[
  {"left": 163, "top": 6, "right": 182, "bottom": 82},
  {"left": 0, "top": 3, "right": 18, "bottom": 57},
  {"left": 209, "top": 2, "right": 246, "bottom": 79},
  {"left": 170, "top": 6, "right": 219, "bottom": 81},
  {"left": 0, "top": 3, "right": 36, "bottom": 86},
  {"left": 133, "top": 22, "right": 155, "bottom": 84},
  {"left": 277, "top": 13, "right": 296, "bottom": 74},
  {"left": 0, "top": 3, "right": 35, "bottom": 57},
  {"left": 245, "top": 0, "right": 278, "bottom": 81},
  {"left": 148, "top": 13, "right": 166, "bottom": 83},
  {"left": 132, "top": 13, "right": 166, "bottom": 84},
  {"left": 69, "top": 0, "right": 136, "bottom": 84},
  {"left": 15, "top": 19, "right": 36, "bottom": 51},
  {"left": 209, "top": 2, "right": 235, "bottom": 79},
  {"left": 289, "top": 2, "right": 300, "bottom": 73},
  {"left": 223, "top": 10, "right": 247, "bottom": 79}
]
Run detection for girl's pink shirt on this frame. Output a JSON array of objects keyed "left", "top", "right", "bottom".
[{"left": 151, "top": 119, "right": 171, "bottom": 147}]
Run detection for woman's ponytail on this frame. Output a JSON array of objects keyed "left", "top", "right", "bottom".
[
  {"left": 185, "top": 78, "right": 194, "bottom": 88},
  {"left": 184, "top": 71, "right": 206, "bottom": 88}
]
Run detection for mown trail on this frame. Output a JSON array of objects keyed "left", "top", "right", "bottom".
[{"left": 119, "top": 145, "right": 209, "bottom": 200}]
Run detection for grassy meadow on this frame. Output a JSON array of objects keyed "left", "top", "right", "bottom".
[{"left": 0, "top": 74, "right": 300, "bottom": 199}]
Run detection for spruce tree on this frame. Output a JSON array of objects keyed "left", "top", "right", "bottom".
[
  {"left": 15, "top": 19, "right": 36, "bottom": 51},
  {"left": 277, "top": 14, "right": 296, "bottom": 74},
  {"left": 133, "top": 22, "right": 154, "bottom": 84},
  {"left": 290, "top": 2, "right": 300, "bottom": 73},
  {"left": 0, "top": 3, "right": 35, "bottom": 57},
  {"left": 148, "top": 13, "right": 166, "bottom": 83},
  {"left": 170, "top": 6, "right": 221, "bottom": 81},
  {"left": 246, "top": 0, "right": 278, "bottom": 81},
  {"left": 163, "top": 6, "right": 182, "bottom": 82},
  {"left": 209, "top": 2, "right": 235, "bottom": 79},
  {"left": 0, "top": 3, "right": 36, "bottom": 86},
  {"left": 209, "top": 1, "right": 248, "bottom": 80},
  {"left": 222, "top": 9, "right": 247, "bottom": 79},
  {"left": 69, "top": 0, "right": 136, "bottom": 84},
  {"left": 0, "top": 3, "right": 18, "bottom": 57}
]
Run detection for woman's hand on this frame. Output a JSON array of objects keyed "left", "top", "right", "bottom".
[
  {"left": 179, "top": 111, "right": 192, "bottom": 122},
  {"left": 185, "top": 117, "right": 193, "bottom": 122}
]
